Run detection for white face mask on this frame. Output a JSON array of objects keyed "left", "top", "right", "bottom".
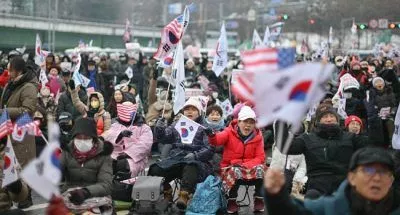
[{"left": 74, "top": 138, "right": 94, "bottom": 153}]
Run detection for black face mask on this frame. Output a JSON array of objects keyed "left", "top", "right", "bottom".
[
  {"left": 88, "top": 108, "right": 99, "bottom": 118},
  {"left": 352, "top": 69, "right": 360, "bottom": 74},
  {"left": 60, "top": 124, "right": 73, "bottom": 132}
]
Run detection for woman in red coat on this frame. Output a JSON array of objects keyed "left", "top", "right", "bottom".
[{"left": 206, "top": 106, "right": 266, "bottom": 214}]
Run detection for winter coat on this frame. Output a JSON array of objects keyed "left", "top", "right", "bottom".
[
  {"left": 270, "top": 146, "right": 307, "bottom": 183},
  {"left": 265, "top": 180, "right": 400, "bottom": 215},
  {"left": 60, "top": 140, "right": 113, "bottom": 198},
  {"left": 37, "top": 96, "right": 57, "bottom": 121},
  {"left": 102, "top": 120, "right": 153, "bottom": 177},
  {"left": 0, "top": 70, "right": 38, "bottom": 167},
  {"left": 208, "top": 120, "right": 265, "bottom": 169},
  {"left": 71, "top": 89, "right": 111, "bottom": 135},
  {"left": 379, "top": 69, "right": 400, "bottom": 103},
  {"left": 366, "top": 87, "right": 397, "bottom": 120},
  {"left": 0, "top": 146, "right": 29, "bottom": 212},
  {"left": 57, "top": 89, "right": 87, "bottom": 120},
  {"left": 288, "top": 124, "right": 367, "bottom": 187},
  {"left": 48, "top": 75, "right": 65, "bottom": 95},
  {"left": 154, "top": 117, "right": 214, "bottom": 182}
]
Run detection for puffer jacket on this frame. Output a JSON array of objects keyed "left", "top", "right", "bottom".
[
  {"left": 288, "top": 124, "right": 367, "bottom": 179},
  {"left": 60, "top": 140, "right": 113, "bottom": 197},
  {"left": 208, "top": 119, "right": 265, "bottom": 169},
  {"left": 71, "top": 89, "right": 111, "bottom": 135},
  {"left": 57, "top": 89, "right": 87, "bottom": 120},
  {"left": 102, "top": 117, "right": 153, "bottom": 177},
  {"left": 366, "top": 87, "right": 397, "bottom": 119}
]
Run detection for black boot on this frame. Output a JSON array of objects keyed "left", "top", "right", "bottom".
[{"left": 18, "top": 187, "right": 33, "bottom": 209}]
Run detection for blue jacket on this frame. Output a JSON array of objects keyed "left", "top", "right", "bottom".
[{"left": 265, "top": 180, "right": 400, "bottom": 215}]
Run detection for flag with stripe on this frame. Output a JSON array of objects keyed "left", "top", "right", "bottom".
[
  {"left": 154, "top": 6, "right": 190, "bottom": 60},
  {"left": 0, "top": 110, "right": 12, "bottom": 140},
  {"left": 232, "top": 47, "right": 296, "bottom": 103},
  {"left": 117, "top": 102, "right": 138, "bottom": 122},
  {"left": 12, "top": 113, "right": 42, "bottom": 142}
]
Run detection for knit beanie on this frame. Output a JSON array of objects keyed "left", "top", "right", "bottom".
[
  {"left": 72, "top": 117, "right": 97, "bottom": 138},
  {"left": 345, "top": 115, "right": 363, "bottom": 129}
]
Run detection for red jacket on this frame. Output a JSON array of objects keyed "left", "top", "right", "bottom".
[{"left": 208, "top": 120, "right": 265, "bottom": 169}]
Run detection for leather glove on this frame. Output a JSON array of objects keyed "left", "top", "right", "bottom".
[
  {"left": 117, "top": 152, "right": 130, "bottom": 160},
  {"left": 184, "top": 153, "right": 196, "bottom": 161},
  {"left": 68, "top": 79, "right": 75, "bottom": 90},
  {"left": 116, "top": 130, "right": 133, "bottom": 143},
  {"left": 156, "top": 117, "right": 167, "bottom": 128},
  {"left": 69, "top": 188, "right": 90, "bottom": 205},
  {"left": 204, "top": 127, "right": 215, "bottom": 137},
  {"left": 6, "top": 180, "right": 23, "bottom": 194}
]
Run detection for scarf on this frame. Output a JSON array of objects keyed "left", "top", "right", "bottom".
[
  {"left": 314, "top": 123, "right": 342, "bottom": 139},
  {"left": 348, "top": 186, "right": 394, "bottom": 215},
  {"left": 237, "top": 126, "right": 256, "bottom": 144},
  {"left": 205, "top": 118, "right": 225, "bottom": 131},
  {"left": 72, "top": 144, "right": 98, "bottom": 164}
]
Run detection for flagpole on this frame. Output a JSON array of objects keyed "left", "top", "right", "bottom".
[{"left": 41, "top": 133, "right": 49, "bottom": 145}]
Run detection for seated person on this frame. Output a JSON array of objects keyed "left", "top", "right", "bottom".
[
  {"left": 148, "top": 97, "right": 214, "bottom": 210},
  {"left": 102, "top": 101, "right": 153, "bottom": 178},
  {"left": 206, "top": 106, "right": 266, "bottom": 214},
  {"left": 0, "top": 137, "right": 29, "bottom": 215},
  {"left": 60, "top": 117, "right": 113, "bottom": 214}
]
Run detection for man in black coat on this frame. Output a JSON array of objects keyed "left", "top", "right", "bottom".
[{"left": 283, "top": 105, "right": 368, "bottom": 199}]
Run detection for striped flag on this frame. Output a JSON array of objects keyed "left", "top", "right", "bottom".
[
  {"left": 0, "top": 109, "right": 13, "bottom": 139},
  {"left": 232, "top": 47, "right": 296, "bottom": 103},
  {"left": 117, "top": 102, "right": 138, "bottom": 122},
  {"left": 13, "top": 113, "right": 42, "bottom": 138},
  {"left": 154, "top": 5, "right": 190, "bottom": 60}
]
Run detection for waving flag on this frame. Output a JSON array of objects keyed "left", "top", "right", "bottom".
[
  {"left": 231, "top": 47, "right": 296, "bottom": 103},
  {"left": 123, "top": 19, "right": 132, "bottom": 43},
  {"left": 71, "top": 53, "right": 89, "bottom": 88},
  {"left": 0, "top": 109, "right": 12, "bottom": 139},
  {"left": 154, "top": 6, "right": 190, "bottom": 60},
  {"left": 12, "top": 113, "right": 42, "bottom": 141},
  {"left": 254, "top": 63, "right": 335, "bottom": 130},
  {"left": 269, "top": 22, "right": 284, "bottom": 41},
  {"left": 34, "top": 34, "right": 49, "bottom": 69},
  {"left": 117, "top": 103, "right": 138, "bottom": 122},
  {"left": 39, "top": 69, "right": 48, "bottom": 86},
  {"left": 263, "top": 26, "right": 271, "bottom": 46},
  {"left": 174, "top": 115, "right": 203, "bottom": 144},
  {"left": 173, "top": 41, "right": 186, "bottom": 114},
  {"left": 21, "top": 122, "right": 61, "bottom": 200},
  {"left": 328, "top": 26, "right": 333, "bottom": 44},
  {"left": 2, "top": 136, "right": 19, "bottom": 188},
  {"left": 125, "top": 66, "right": 133, "bottom": 80},
  {"left": 252, "top": 29, "right": 263, "bottom": 49},
  {"left": 212, "top": 22, "right": 228, "bottom": 77},
  {"left": 158, "top": 52, "right": 174, "bottom": 68},
  {"left": 300, "top": 39, "right": 309, "bottom": 54},
  {"left": 393, "top": 102, "right": 400, "bottom": 149}
]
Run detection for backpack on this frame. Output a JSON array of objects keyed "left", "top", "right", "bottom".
[
  {"left": 186, "top": 175, "right": 227, "bottom": 215},
  {"left": 129, "top": 176, "right": 170, "bottom": 214}
]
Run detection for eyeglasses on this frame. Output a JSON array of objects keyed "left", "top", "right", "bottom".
[{"left": 358, "top": 166, "right": 393, "bottom": 180}]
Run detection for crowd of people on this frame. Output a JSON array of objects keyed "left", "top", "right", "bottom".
[{"left": 0, "top": 46, "right": 399, "bottom": 215}]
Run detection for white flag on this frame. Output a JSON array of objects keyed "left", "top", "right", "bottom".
[
  {"left": 337, "top": 98, "right": 347, "bottom": 119},
  {"left": 39, "top": 69, "right": 48, "bottom": 86},
  {"left": 252, "top": 29, "right": 263, "bottom": 49},
  {"left": 125, "top": 66, "right": 133, "bottom": 79},
  {"left": 328, "top": 26, "right": 333, "bottom": 44},
  {"left": 392, "top": 102, "right": 400, "bottom": 149},
  {"left": 80, "top": 74, "right": 91, "bottom": 88},
  {"left": 212, "top": 22, "right": 228, "bottom": 77},
  {"left": 263, "top": 26, "right": 271, "bottom": 46},
  {"left": 172, "top": 42, "right": 186, "bottom": 114},
  {"left": 21, "top": 122, "right": 61, "bottom": 200},
  {"left": 71, "top": 54, "right": 90, "bottom": 88},
  {"left": 220, "top": 99, "right": 234, "bottom": 118},
  {"left": 197, "top": 96, "right": 209, "bottom": 113},
  {"left": 2, "top": 136, "right": 19, "bottom": 188},
  {"left": 254, "top": 63, "right": 335, "bottom": 130},
  {"left": 34, "top": 34, "right": 42, "bottom": 67},
  {"left": 12, "top": 124, "right": 27, "bottom": 142},
  {"left": 174, "top": 115, "right": 202, "bottom": 144},
  {"left": 269, "top": 22, "right": 284, "bottom": 40}
]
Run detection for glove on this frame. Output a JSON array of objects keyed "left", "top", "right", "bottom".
[
  {"left": 156, "top": 117, "right": 167, "bottom": 128},
  {"left": 117, "top": 152, "right": 130, "bottom": 160},
  {"left": 68, "top": 188, "right": 90, "bottom": 205},
  {"left": 204, "top": 127, "right": 215, "bottom": 137},
  {"left": 68, "top": 79, "right": 75, "bottom": 90},
  {"left": 116, "top": 130, "right": 133, "bottom": 143},
  {"left": 184, "top": 153, "right": 196, "bottom": 161},
  {"left": 6, "top": 180, "right": 22, "bottom": 194}
]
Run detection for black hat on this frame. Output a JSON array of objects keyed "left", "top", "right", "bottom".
[
  {"left": 58, "top": 112, "right": 73, "bottom": 124},
  {"left": 315, "top": 105, "right": 339, "bottom": 122},
  {"left": 88, "top": 60, "right": 96, "bottom": 65},
  {"left": 349, "top": 147, "right": 395, "bottom": 172},
  {"left": 72, "top": 117, "right": 97, "bottom": 138}
]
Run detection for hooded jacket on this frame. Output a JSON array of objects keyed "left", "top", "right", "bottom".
[
  {"left": 0, "top": 68, "right": 38, "bottom": 167},
  {"left": 71, "top": 89, "right": 111, "bottom": 135},
  {"left": 60, "top": 139, "right": 113, "bottom": 197},
  {"left": 208, "top": 119, "right": 265, "bottom": 169}
]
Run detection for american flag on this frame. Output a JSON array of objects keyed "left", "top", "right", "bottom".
[
  {"left": 117, "top": 103, "right": 138, "bottom": 122},
  {"left": 232, "top": 47, "right": 296, "bottom": 103},
  {"left": 15, "top": 113, "right": 42, "bottom": 136},
  {"left": 0, "top": 110, "right": 12, "bottom": 139}
]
